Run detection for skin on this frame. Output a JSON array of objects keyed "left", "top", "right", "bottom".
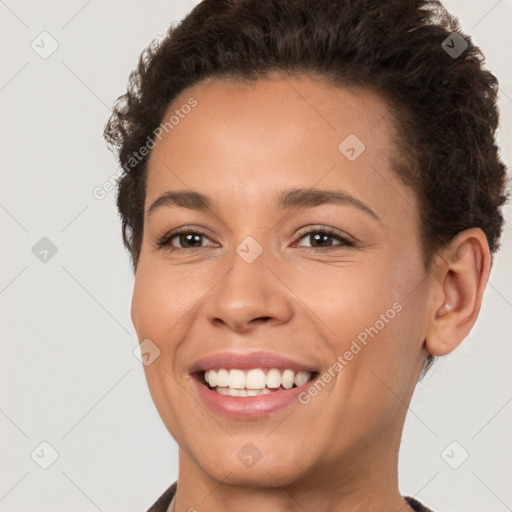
[{"left": 130, "top": 73, "right": 491, "bottom": 512}]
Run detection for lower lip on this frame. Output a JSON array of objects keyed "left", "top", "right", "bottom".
[{"left": 193, "top": 375, "right": 317, "bottom": 418}]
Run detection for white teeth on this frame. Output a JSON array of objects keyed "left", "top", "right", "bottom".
[
  {"left": 246, "top": 369, "right": 266, "bottom": 389},
  {"left": 208, "top": 370, "right": 217, "bottom": 387},
  {"left": 228, "top": 369, "right": 245, "bottom": 389},
  {"left": 266, "top": 368, "right": 282, "bottom": 388},
  {"left": 294, "top": 371, "right": 310, "bottom": 387},
  {"left": 216, "top": 368, "right": 229, "bottom": 387},
  {"left": 281, "top": 369, "right": 295, "bottom": 389},
  {"left": 246, "top": 389, "right": 261, "bottom": 396},
  {"left": 216, "top": 387, "right": 272, "bottom": 397},
  {"left": 204, "top": 368, "right": 313, "bottom": 394}
]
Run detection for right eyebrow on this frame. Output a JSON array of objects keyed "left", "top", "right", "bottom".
[{"left": 146, "top": 191, "right": 212, "bottom": 218}]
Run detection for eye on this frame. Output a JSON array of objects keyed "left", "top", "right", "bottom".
[
  {"left": 156, "top": 227, "right": 216, "bottom": 252},
  {"left": 292, "top": 227, "right": 355, "bottom": 250},
  {"left": 155, "top": 225, "right": 355, "bottom": 254}
]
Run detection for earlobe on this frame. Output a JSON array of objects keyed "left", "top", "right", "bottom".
[{"left": 425, "top": 228, "right": 491, "bottom": 357}]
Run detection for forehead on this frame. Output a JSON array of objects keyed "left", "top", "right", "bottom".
[{"left": 145, "top": 74, "right": 415, "bottom": 222}]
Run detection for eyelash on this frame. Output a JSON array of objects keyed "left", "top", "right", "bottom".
[{"left": 155, "top": 226, "right": 356, "bottom": 253}]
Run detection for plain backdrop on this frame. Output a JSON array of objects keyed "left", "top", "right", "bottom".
[{"left": 0, "top": 1, "right": 511, "bottom": 511}]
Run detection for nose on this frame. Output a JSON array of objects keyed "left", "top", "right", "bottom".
[{"left": 204, "top": 248, "right": 293, "bottom": 333}]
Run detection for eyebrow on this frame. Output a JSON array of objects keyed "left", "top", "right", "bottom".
[{"left": 146, "top": 188, "right": 380, "bottom": 221}]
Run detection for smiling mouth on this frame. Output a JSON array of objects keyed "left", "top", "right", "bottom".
[{"left": 196, "top": 368, "right": 319, "bottom": 397}]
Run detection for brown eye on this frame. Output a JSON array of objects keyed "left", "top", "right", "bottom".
[
  {"left": 294, "top": 228, "right": 355, "bottom": 250},
  {"left": 173, "top": 232, "right": 205, "bottom": 248},
  {"left": 156, "top": 228, "right": 216, "bottom": 252}
]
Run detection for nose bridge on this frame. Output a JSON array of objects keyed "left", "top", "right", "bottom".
[{"left": 205, "top": 235, "right": 292, "bottom": 331}]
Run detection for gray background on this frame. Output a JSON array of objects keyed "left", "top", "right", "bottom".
[{"left": 0, "top": 1, "right": 510, "bottom": 511}]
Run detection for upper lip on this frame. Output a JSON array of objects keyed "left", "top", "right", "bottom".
[{"left": 189, "top": 351, "right": 318, "bottom": 374}]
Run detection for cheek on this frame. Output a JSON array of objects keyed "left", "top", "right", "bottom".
[
  {"left": 131, "top": 264, "right": 200, "bottom": 342},
  {"left": 284, "top": 254, "right": 418, "bottom": 346},
  {"left": 333, "top": 256, "right": 427, "bottom": 401},
  {"left": 307, "top": 269, "right": 425, "bottom": 448},
  {"left": 289, "top": 250, "right": 426, "bottom": 393},
  {"left": 131, "top": 268, "right": 198, "bottom": 441}
]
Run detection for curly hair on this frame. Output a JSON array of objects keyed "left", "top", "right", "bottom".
[{"left": 104, "top": 0, "right": 508, "bottom": 375}]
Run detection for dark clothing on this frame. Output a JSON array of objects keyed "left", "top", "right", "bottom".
[
  {"left": 146, "top": 481, "right": 434, "bottom": 511},
  {"left": 146, "top": 481, "right": 176, "bottom": 512}
]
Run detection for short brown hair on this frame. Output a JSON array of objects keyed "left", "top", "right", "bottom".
[{"left": 104, "top": 0, "right": 508, "bottom": 289}]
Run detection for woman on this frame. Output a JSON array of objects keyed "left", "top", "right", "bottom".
[{"left": 104, "top": 0, "right": 508, "bottom": 510}]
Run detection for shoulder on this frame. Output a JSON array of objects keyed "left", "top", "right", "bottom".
[{"left": 145, "top": 481, "right": 177, "bottom": 512}]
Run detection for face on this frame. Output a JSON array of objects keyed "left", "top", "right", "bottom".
[{"left": 131, "top": 74, "right": 431, "bottom": 489}]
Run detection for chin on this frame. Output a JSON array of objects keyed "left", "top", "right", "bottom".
[{"left": 191, "top": 438, "right": 315, "bottom": 488}]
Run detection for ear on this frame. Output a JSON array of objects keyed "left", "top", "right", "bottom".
[{"left": 425, "top": 228, "right": 492, "bottom": 357}]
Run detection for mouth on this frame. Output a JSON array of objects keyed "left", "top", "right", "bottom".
[
  {"left": 195, "top": 368, "right": 320, "bottom": 397},
  {"left": 189, "top": 351, "right": 321, "bottom": 415}
]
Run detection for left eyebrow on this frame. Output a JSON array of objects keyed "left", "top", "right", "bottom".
[{"left": 276, "top": 188, "right": 380, "bottom": 221}]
